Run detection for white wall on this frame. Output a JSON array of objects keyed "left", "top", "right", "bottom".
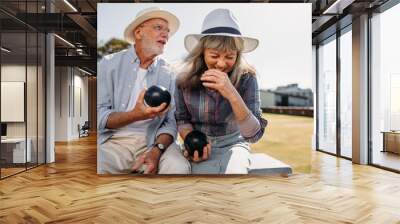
[
  {"left": 76, "top": 73, "right": 89, "bottom": 123},
  {"left": 54, "top": 67, "right": 89, "bottom": 141},
  {"left": 71, "top": 72, "right": 89, "bottom": 138},
  {"left": 55, "top": 67, "right": 69, "bottom": 141},
  {"left": 1, "top": 65, "right": 30, "bottom": 137},
  {"left": 1, "top": 65, "right": 26, "bottom": 141}
]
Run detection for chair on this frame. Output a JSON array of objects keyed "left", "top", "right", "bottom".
[{"left": 78, "top": 121, "right": 90, "bottom": 138}]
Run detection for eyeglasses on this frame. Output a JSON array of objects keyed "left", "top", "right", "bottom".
[{"left": 140, "top": 24, "right": 170, "bottom": 34}]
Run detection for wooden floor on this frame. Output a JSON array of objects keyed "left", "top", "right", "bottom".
[
  {"left": 372, "top": 151, "right": 400, "bottom": 171},
  {"left": 1, "top": 135, "right": 400, "bottom": 223},
  {"left": 0, "top": 167, "right": 26, "bottom": 178}
]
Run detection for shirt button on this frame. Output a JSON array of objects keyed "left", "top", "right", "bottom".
[
  {"left": 122, "top": 104, "right": 125, "bottom": 107},
  {"left": 128, "top": 85, "right": 131, "bottom": 88}
]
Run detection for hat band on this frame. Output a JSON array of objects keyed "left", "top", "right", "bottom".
[{"left": 201, "top": 26, "right": 241, "bottom": 35}]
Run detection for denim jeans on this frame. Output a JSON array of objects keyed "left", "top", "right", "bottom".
[{"left": 190, "top": 131, "right": 251, "bottom": 174}]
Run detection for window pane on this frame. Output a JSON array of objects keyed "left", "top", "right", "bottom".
[
  {"left": 340, "top": 29, "right": 352, "bottom": 158},
  {"left": 318, "top": 37, "right": 337, "bottom": 154},
  {"left": 371, "top": 3, "right": 400, "bottom": 171},
  {"left": 27, "top": 31, "right": 38, "bottom": 169},
  {"left": 1, "top": 30, "right": 27, "bottom": 177}
]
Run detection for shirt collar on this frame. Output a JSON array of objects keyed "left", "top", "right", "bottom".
[{"left": 129, "top": 45, "right": 159, "bottom": 73}]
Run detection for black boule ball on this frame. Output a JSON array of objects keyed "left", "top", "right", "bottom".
[
  {"left": 184, "top": 130, "right": 208, "bottom": 157},
  {"left": 144, "top": 85, "right": 171, "bottom": 108}
]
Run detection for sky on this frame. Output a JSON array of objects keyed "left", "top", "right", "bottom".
[{"left": 98, "top": 3, "right": 312, "bottom": 90}]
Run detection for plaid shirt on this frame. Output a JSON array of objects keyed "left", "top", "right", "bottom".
[{"left": 175, "top": 73, "right": 267, "bottom": 143}]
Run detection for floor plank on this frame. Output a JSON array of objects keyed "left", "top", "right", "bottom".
[{"left": 0, "top": 133, "right": 400, "bottom": 223}]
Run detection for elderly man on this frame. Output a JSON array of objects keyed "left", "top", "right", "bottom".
[{"left": 97, "top": 7, "right": 190, "bottom": 174}]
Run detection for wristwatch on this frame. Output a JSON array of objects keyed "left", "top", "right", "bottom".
[{"left": 153, "top": 142, "right": 166, "bottom": 153}]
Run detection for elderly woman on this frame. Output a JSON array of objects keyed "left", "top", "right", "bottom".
[{"left": 175, "top": 8, "right": 268, "bottom": 174}]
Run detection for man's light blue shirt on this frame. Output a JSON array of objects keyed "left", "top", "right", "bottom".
[{"left": 97, "top": 45, "right": 177, "bottom": 149}]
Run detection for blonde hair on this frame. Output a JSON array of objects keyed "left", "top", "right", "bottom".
[{"left": 177, "top": 35, "right": 256, "bottom": 89}]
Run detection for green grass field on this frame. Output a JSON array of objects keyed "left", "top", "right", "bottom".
[{"left": 251, "top": 113, "right": 314, "bottom": 173}]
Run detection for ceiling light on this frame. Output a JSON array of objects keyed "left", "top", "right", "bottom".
[
  {"left": 54, "top": 34, "right": 75, "bottom": 48},
  {"left": 323, "top": 0, "right": 355, "bottom": 14},
  {"left": 63, "top": 0, "right": 78, "bottom": 12},
  {"left": 1, "top": 47, "right": 11, "bottom": 53},
  {"left": 76, "top": 48, "right": 84, "bottom": 55},
  {"left": 78, "top": 67, "right": 92, "bottom": 76}
]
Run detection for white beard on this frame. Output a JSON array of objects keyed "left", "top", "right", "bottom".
[{"left": 141, "top": 34, "right": 164, "bottom": 56}]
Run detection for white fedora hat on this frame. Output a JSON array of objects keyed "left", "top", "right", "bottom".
[
  {"left": 184, "top": 8, "right": 259, "bottom": 53},
  {"left": 124, "top": 7, "right": 180, "bottom": 44}
]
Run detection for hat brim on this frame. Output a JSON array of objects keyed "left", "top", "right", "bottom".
[
  {"left": 124, "top": 10, "right": 180, "bottom": 44},
  {"left": 184, "top": 33, "right": 259, "bottom": 53}
]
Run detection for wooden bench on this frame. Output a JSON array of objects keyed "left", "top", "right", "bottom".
[{"left": 249, "top": 153, "right": 292, "bottom": 176}]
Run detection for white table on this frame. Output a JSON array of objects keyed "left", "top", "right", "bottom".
[{"left": 1, "top": 138, "right": 32, "bottom": 163}]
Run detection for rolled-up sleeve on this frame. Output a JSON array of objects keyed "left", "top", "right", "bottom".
[
  {"left": 155, "top": 74, "right": 178, "bottom": 141},
  {"left": 240, "top": 75, "right": 268, "bottom": 143},
  {"left": 97, "top": 58, "right": 116, "bottom": 133}
]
